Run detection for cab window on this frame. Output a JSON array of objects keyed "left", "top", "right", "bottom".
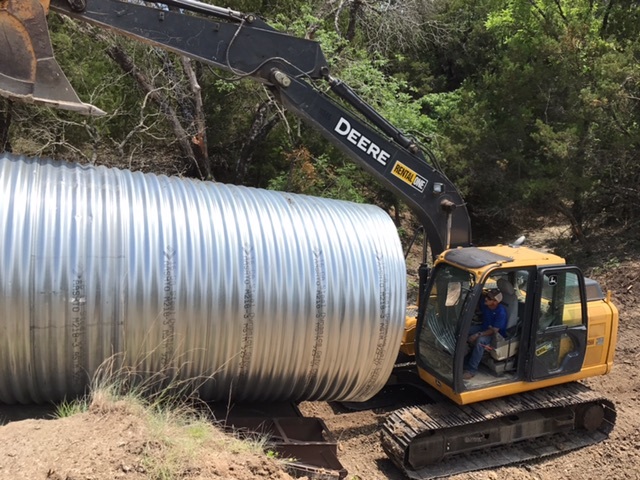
[{"left": 417, "top": 264, "right": 474, "bottom": 383}]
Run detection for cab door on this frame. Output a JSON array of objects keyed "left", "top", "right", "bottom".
[{"left": 527, "top": 268, "right": 588, "bottom": 380}]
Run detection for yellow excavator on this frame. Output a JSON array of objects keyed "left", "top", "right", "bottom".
[{"left": 0, "top": 1, "right": 619, "bottom": 478}]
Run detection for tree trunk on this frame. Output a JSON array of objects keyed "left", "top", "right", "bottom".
[
  {"left": 345, "top": 0, "right": 363, "bottom": 42},
  {"left": 180, "top": 56, "right": 210, "bottom": 179},
  {"left": 555, "top": 201, "right": 589, "bottom": 249},
  {"left": 0, "top": 100, "right": 12, "bottom": 153},
  {"left": 234, "top": 99, "right": 279, "bottom": 183}
]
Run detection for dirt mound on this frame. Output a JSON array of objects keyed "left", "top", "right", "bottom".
[{"left": 0, "top": 405, "right": 295, "bottom": 480}]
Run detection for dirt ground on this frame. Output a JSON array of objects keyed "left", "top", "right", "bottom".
[{"left": 0, "top": 232, "right": 638, "bottom": 480}]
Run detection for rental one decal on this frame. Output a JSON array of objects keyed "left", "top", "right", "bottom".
[{"left": 391, "top": 161, "right": 428, "bottom": 192}]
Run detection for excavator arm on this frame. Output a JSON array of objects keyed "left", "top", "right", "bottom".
[{"left": 0, "top": 0, "right": 471, "bottom": 258}]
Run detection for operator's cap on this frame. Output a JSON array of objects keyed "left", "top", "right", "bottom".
[{"left": 486, "top": 289, "right": 503, "bottom": 303}]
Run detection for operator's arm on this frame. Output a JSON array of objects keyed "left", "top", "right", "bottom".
[
  {"left": 492, "top": 307, "right": 508, "bottom": 337},
  {"left": 470, "top": 304, "right": 506, "bottom": 340}
]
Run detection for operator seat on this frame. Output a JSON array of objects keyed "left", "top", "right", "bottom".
[
  {"left": 497, "top": 278, "right": 518, "bottom": 332},
  {"left": 484, "top": 278, "right": 520, "bottom": 373}
]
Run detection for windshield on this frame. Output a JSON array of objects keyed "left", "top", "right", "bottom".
[{"left": 417, "top": 264, "right": 475, "bottom": 383}]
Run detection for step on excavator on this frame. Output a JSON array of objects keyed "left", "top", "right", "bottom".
[{"left": 0, "top": 1, "right": 619, "bottom": 478}]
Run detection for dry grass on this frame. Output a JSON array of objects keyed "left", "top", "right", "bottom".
[{"left": 53, "top": 355, "right": 286, "bottom": 480}]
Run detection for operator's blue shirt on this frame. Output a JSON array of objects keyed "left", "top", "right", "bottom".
[{"left": 479, "top": 302, "right": 508, "bottom": 337}]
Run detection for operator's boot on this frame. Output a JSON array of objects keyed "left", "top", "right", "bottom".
[{"left": 0, "top": 0, "right": 104, "bottom": 115}]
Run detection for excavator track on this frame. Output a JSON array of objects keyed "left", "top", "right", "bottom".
[{"left": 381, "top": 382, "right": 616, "bottom": 479}]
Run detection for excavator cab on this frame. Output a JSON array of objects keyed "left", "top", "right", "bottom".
[{"left": 413, "top": 245, "right": 618, "bottom": 406}]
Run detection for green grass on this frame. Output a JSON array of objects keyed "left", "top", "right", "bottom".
[{"left": 54, "top": 397, "right": 89, "bottom": 418}]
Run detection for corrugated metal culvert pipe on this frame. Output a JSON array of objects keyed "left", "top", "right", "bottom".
[{"left": 0, "top": 153, "right": 406, "bottom": 404}]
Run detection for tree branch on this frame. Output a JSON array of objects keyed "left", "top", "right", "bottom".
[
  {"left": 600, "top": 0, "right": 615, "bottom": 37},
  {"left": 554, "top": 0, "right": 568, "bottom": 23},
  {"left": 106, "top": 42, "right": 205, "bottom": 178},
  {"left": 180, "top": 56, "right": 211, "bottom": 180},
  {"left": 0, "top": 99, "right": 12, "bottom": 153}
]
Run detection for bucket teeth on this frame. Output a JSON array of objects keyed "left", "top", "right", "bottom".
[{"left": 0, "top": 0, "right": 105, "bottom": 116}]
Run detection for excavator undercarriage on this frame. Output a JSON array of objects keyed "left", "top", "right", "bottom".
[{"left": 381, "top": 382, "right": 616, "bottom": 479}]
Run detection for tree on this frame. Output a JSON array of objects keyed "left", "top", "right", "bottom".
[{"left": 422, "top": 0, "right": 640, "bottom": 240}]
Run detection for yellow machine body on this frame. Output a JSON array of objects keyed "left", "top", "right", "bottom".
[{"left": 410, "top": 245, "right": 618, "bottom": 405}]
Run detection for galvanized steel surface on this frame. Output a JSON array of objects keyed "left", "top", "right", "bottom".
[{"left": 0, "top": 153, "right": 406, "bottom": 404}]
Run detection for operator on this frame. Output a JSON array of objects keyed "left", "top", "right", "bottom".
[{"left": 463, "top": 289, "right": 507, "bottom": 380}]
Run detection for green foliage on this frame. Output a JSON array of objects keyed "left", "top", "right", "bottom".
[
  {"left": 48, "top": 16, "right": 141, "bottom": 142},
  {"left": 340, "top": 58, "right": 437, "bottom": 136},
  {"left": 425, "top": 0, "right": 640, "bottom": 237},
  {"left": 267, "top": 149, "right": 367, "bottom": 203},
  {"left": 4, "top": 0, "right": 640, "bottom": 243}
]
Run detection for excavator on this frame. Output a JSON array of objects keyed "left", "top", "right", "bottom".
[{"left": 0, "top": 1, "right": 619, "bottom": 478}]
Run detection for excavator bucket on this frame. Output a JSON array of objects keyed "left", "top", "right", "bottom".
[{"left": 0, "top": 0, "right": 104, "bottom": 115}]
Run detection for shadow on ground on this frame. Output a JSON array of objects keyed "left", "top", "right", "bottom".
[{"left": 0, "top": 404, "right": 57, "bottom": 425}]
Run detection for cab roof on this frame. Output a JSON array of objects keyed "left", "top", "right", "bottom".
[{"left": 440, "top": 245, "right": 566, "bottom": 270}]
